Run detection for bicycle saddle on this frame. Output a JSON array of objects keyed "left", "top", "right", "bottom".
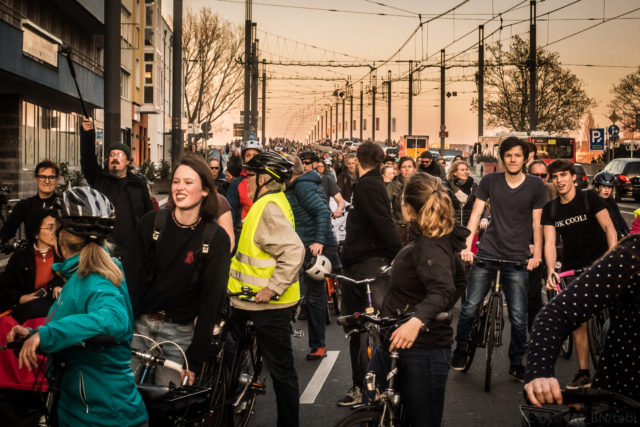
[{"left": 137, "top": 384, "right": 171, "bottom": 402}]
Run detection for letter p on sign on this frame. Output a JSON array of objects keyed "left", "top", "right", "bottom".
[{"left": 590, "top": 128, "right": 605, "bottom": 151}]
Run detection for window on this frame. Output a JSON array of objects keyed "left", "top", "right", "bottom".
[
  {"left": 145, "top": 5, "right": 154, "bottom": 27},
  {"left": 363, "top": 119, "right": 367, "bottom": 131},
  {"left": 135, "top": 58, "right": 141, "bottom": 89},
  {"left": 145, "top": 63, "right": 153, "bottom": 84},
  {"left": 120, "top": 69, "right": 130, "bottom": 99},
  {"left": 144, "top": 53, "right": 153, "bottom": 62},
  {"left": 144, "top": 86, "right": 154, "bottom": 103},
  {"left": 145, "top": 29, "right": 154, "bottom": 46}
]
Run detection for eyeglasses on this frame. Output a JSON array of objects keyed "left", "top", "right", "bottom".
[
  {"left": 532, "top": 173, "right": 547, "bottom": 178},
  {"left": 210, "top": 166, "right": 220, "bottom": 170},
  {"left": 420, "top": 159, "right": 432, "bottom": 163},
  {"left": 109, "top": 152, "right": 126, "bottom": 159},
  {"left": 40, "top": 225, "right": 55, "bottom": 232},
  {"left": 37, "top": 175, "right": 58, "bottom": 182},
  {"left": 302, "top": 161, "right": 313, "bottom": 165}
]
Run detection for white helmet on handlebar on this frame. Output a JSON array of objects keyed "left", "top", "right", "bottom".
[{"left": 305, "top": 254, "right": 332, "bottom": 281}]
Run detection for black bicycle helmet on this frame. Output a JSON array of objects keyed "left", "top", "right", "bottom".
[
  {"left": 593, "top": 171, "right": 615, "bottom": 187},
  {"left": 299, "top": 151, "right": 319, "bottom": 162},
  {"left": 54, "top": 186, "right": 116, "bottom": 239},
  {"left": 243, "top": 151, "right": 294, "bottom": 183}
]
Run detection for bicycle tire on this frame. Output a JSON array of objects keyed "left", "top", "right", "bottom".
[
  {"left": 463, "top": 310, "right": 481, "bottom": 373},
  {"left": 199, "top": 357, "right": 226, "bottom": 427},
  {"left": 587, "top": 308, "right": 609, "bottom": 368},
  {"left": 229, "top": 329, "right": 262, "bottom": 427},
  {"left": 333, "top": 407, "right": 384, "bottom": 427},
  {"left": 484, "top": 296, "right": 500, "bottom": 392}
]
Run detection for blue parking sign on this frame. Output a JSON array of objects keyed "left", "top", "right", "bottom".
[{"left": 590, "top": 128, "right": 604, "bottom": 151}]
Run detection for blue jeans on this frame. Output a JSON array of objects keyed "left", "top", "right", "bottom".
[
  {"left": 304, "top": 245, "right": 340, "bottom": 348},
  {"left": 132, "top": 315, "right": 194, "bottom": 386},
  {"left": 367, "top": 346, "right": 451, "bottom": 427},
  {"left": 454, "top": 250, "right": 529, "bottom": 366}
]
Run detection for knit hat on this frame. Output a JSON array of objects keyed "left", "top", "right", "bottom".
[{"left": 107, "top": 142, "right": 131, "bottom": 160}]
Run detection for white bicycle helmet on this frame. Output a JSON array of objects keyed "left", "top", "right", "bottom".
[
  {"left": 304, "top": 254, "right": 332, "bottom": 281},
  {"left": 241, "top": 139, "right": 263, "bottom": 157}
]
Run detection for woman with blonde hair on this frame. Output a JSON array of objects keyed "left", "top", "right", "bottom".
[
  {"left": 377, "top": 172, "right": 469, "bottom": 427},
  {"left": 446, "top": 160, "right": 477, "bottom": 226},
  {"left": 6, "top": 187, "right": 147, "bottom": 427}
]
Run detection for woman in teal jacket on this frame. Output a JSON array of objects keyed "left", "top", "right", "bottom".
[{"left": 7, "top": 187, "right": 147, "bottom": 427}]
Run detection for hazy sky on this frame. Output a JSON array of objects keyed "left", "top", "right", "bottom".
[{"left": 164, "top": 0, "right": 640, "bottom": 145}]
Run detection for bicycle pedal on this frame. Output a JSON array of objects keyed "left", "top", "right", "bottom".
[{"left": 250, "top": 381, "right": 267, "bottom": 394}]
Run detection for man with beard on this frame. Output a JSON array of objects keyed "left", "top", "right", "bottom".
[
  {"left": 451, "top": 137, "right": 546, "bottom": 382},
  {"left": 417, "top": 150, "right": 446, "bottom": 180},
  {"left": 336, "top": 153, "right": 358, "bottom": 202},
  {"left": 80, "top": 119, "right": 153, "bottom": 259}
]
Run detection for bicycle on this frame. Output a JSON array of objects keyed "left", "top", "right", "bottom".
[
  {"left": 461, "top": 257, "right": 528, "bottom": 392},
  {"left": 539, "top": 264, "right": 589, "bottom": 360},
  {"left": 333, "top": 311, "right": 449, "bottom": 427},
  {"left": 0, "top": 334, "right": 118, "bottom": 427},
  {"left": 520, "top": 387, "right": 640, "bottom": 426}
]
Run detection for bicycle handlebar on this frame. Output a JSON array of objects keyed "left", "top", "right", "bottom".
[
  {"left": 557, "top": 267, "right": 587, "bottom": 279},
  {"left": 325, "top": 266, "right": 391, "bottom": 285},
  {"left": 1, "top": 334, "right": 118, "bottom": 356},
  {"left": 132, "top": 348, "right": 183, "bottom": 373},
  {"left": 227, "top": 286, "right": 280, "bottom": 302},
  {"left": 524, "top": 387, "right": 640, "bottom": 411},
  {"left": 336, "top": 311, "right": 449, "bottom": 328}
]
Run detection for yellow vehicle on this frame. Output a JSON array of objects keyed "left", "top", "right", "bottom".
[{"left": 399, "top": 135, "right": 429, "bottom": 160}]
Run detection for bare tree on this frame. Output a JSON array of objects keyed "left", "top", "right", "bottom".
[
  {"left": 183, "top": 8, "right": 243, "bottom": 144},
  {"left": 472, "top": 36, "right": 595, "bottom": 134},
  {"left": 608, "top": 67, "right": 640, "bottom": 133}
]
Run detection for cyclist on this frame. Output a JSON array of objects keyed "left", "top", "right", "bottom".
[
  {"left": 125, "top": 154, "right": 231, "bottom": 386},
  {"left": 6, "top": 187, "right": 148, "bottom": 427},
  {"left": 336, "top": 153, "right": 357, "bottom": 203},
  {"left": 286, "top": 155, "right": 339, "bottom": 360},
  {"left": 300, "top": 151, "right": 346, "bottom": 218},
  {"left": 451, "top": 137, "right": 546, "bottom": 381},
  {"left": 445, "top": 160, "right": 477, "bottom": 227},
  {"left": 541, "top": 160, "right": 617, "bottom": 389},
  {"left": 525, "top": 234, "right": 640, "bottom": 405},
  {"left": 387, "top": 156, "right": 416, "bottom": 224},
  {"left": 227, "top": 139, "right": 262, "bottom": 240},
  {"left": 417, "top": 151, "right": 446, "bottom": 180},
  {"left": 338, "top": 142, "right": 402, "bottom": 406},
  {"left": 1, "top": 160, "right": 59, "bottom": 244},
  {"left": 227, "top": 151, "right": 304, "bottom": 427},
  {"left": 592, "top": 171, "right": 629, "bottom": 239},
  {"left": 376, "top": 172, "right": 468, "bottom": 427}
]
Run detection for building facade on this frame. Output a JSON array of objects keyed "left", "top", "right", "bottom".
[{"left": 0, "top": 0, "right": 104, "bottom": 198}]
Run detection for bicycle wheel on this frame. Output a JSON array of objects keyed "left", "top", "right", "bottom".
[
  {"left": 484, "top": 295, "right": 500, "bottom": 392},
  {"left": 463, "top": 309, "right": 482, "bottom": 373},
  {"left": 229, "top": 330, "right": 262, "bottom": 427},
  {"left": 199, "top": 356, "right": 226, "bottom": 427},
  {"left": 587, "top": 308, "right": 609, "bottom": 368},
  {"left": 333, "top": 407, "right": 384, "bottom": 427}
]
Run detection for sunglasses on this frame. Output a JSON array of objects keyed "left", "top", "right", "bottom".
[
  {"left": 532, "top": 173, "right": 547, "bottom": 178},
  {"left": 210, "top": 166, "right": 220, "bottom": 170},
  {"left": 302, "top": 161, "right": 313, "bottom": 165}
]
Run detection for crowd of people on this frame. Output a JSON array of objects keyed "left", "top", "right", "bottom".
[{"left": 0, "top": 128, "right": 637, "bottom": 426}]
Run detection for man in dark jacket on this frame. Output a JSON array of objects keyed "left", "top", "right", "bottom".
[
  {"left": 81, "top": 119, "right": 153, "bottom": 259},
  {"left": 338, "top": 142, "right": 402, "bottom": 406},
  {"left": 286, "top": 155, "right": 340, "bottom": 360},
  {"left": 1, "top": 160, "right": 59, "bottom": 243},
  {"left": 417, "top": 151, "right": 446, "bottom": 180},
  {"left": 336, "top": 153, "right": 357, "bottom": 203}
]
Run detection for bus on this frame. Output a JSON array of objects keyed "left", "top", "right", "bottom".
[
  {"left": 399, "top": 135, "right": 429, "bottom": 160},
  {"left": 478, "top": 132, "right": 576, "bottom": 170}
]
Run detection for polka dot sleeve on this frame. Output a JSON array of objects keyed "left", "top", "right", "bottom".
[{"left": 525, "top": 235, "right": 640, "bottom": 399}]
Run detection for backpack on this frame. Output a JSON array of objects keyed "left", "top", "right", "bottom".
[{"left": 150, "top": 209, "right": 218, "bottom": 291}]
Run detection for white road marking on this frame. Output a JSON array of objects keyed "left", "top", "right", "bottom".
[
  {"left": 300, "top": 350, "right": 339, "bottom": 404},
  {"left": 620, "top": 210, "right": 635, "bottom": 215}
]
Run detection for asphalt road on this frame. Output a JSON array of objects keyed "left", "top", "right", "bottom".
[{"left": 248, "top": 302, "right": 578, "bottom": 427}]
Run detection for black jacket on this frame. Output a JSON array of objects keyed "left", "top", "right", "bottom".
[
  {"left": 0, "top": 246, "right": 64, "bottom": 322},
  {"left": 81, "top": 129, "right": 154, "bottom": 258},
  {"left": 446, "top": 177, "right": 478, "bottom": 227},
  {"left": 341, "top": 169, "right": 402, "bottom": 267},
  {"left": 419, "top": 161, "right": 446, "bottom": 180},
  {"left": 0, "top": 194, "right": 57, "bottom": 242},
  {"left": 381, "top": 225, "right": 469, "bottom": 349}
]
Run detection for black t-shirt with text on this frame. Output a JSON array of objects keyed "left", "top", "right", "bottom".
[
  {"left": 541, "top": 189, "right": 608, "bottom": 269},
  {"left": 475, "top": 172, "right": 547, "bottom": 260}
]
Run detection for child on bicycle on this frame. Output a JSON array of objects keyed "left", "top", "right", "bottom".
[
  {"left": 6, "top": 187, "right": 147, "bottom": 427},
  {"left": 376, "top": 172, "right": 468, "bottom": 427}
]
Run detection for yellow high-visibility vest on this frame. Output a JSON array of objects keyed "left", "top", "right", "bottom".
[{"left": 228, "top": 191, "right": 300, "bottom": 304}]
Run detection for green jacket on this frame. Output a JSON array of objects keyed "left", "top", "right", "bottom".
[
  {"left": 386, "top": 175, "right": 407, "bottom": 224},
  {"left": 38, "top": 253, "right": 147, "bottom": 427}
]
